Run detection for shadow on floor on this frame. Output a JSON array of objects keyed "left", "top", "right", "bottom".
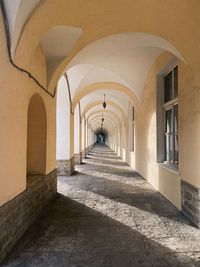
[
  {"left": 71, "top": 170, "right": 184, "bottom": 220},
  {"left": 2, "top": 193, "right": 199, "bottom": 267}
]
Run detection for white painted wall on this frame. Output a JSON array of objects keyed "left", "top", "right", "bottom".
[
  {"left": 56, "top": 76, "right": 70, "bottom": 160},
  {"left": 74, "top": 104, "right": 81, "bottom": 154}
]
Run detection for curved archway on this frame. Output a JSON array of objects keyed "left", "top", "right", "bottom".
[
  {"left": 27, "top": 93, "right": 47, "bottom": 175},
  {"left": 72, "top": 82, "right": 139, "bottom": 112},
  {"left": 87, "top": 110, "right": 120, "bottom": 126},
  {"left": 81, "top": 100, "right": 127, "bottom": 121},
  {"left": 49, "top": 32, "right": 186, "bottom": 93}
]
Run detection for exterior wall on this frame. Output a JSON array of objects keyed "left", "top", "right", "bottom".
[
  {"left": 135, "top": 51, "right": 200, "bottom": 211},
  {"left": 56, "top": 157, "right": 75, "bottom": 176},
  {"left": 0, "top": 170, "right": 57, "bottom": 263},
  {"left": 0, "top": 12, "right": 56, "bottom": 206}
]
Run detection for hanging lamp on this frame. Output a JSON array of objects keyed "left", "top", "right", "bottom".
[
  {"left": 102, "top": 113, "right": 104, "bottom": 122},
  {"left": 103, "top": 94, "right": 106, "bottom": 109}
]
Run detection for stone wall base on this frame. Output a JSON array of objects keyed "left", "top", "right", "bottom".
[
  {"left": 0, "top": 170, "right": 57, "bottom": 263},
  {"left": 85, "top": 144, "right": 95, "bottom": 155},
  {"left": 56, "top": 157, "right": 75, "bottom": 176},
  {"left": 82, "top": 149, "right": 86, "bottom": 159},
  {"left": 181, "top": 180, "right": 200, "bottom": 228},
  {"left": 75, "top": 152, "right": 82, "bottom": 165},
  {"left": 85, "top": 147, "right": 89, "bottom": 155}
]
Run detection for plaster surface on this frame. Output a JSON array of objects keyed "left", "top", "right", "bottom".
[{"left": 3, "top": 145, "right": 200, "bottom": 267}]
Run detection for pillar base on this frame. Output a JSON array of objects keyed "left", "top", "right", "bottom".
[
  {"left": 75, "top": 152, "right": 82, "bottom": 165},
  {"left": 56, "top": 157, "right": 75, "bottom": 176},
  {"left": 0, "top": 170, "right": 57, "bottom": 263},
  {"left": 82, "top": 149, "right": 86, "bottom": 159},
  {"left": 86, "top": 147, "right": 90, "bottom": 155},
  {"left": 181, "top": 180, "right": 200, "bottom": 228}
]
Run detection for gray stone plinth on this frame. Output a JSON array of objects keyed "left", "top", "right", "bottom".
[
  {"left": 86, "top": 147, "right": 89, "bottom": 155},
  {"left": 75, "top": 152, "right": 82, "bottom": 165},
  {"left": 82, "top": 149, "right": 86, "bottom": 158},
  {"left": 181, "top": 180, "right": 200, "bottom": 228},
  {"left": 0, "top": 170, "right": 57, "bottom": 263},
  {"left": 56, "top": 157, "right": 75, "bottom": 176}
]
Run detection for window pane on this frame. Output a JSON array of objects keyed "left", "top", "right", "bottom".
[
  {"left": 174, "top": 134, "right": 178, "bottom": 164},
  {"left": 165, "top": 109, "right": 173, "bottom": 133},
  {"left": 174, "top": 105, "right": 178, "bottom": 134},
  {"left": 174, "top": 66, "right": 178, "bottom": 98},
  {"left": 174, "top": 105, "right": 178, "bottom": 163},
  {"left": 165, "top": 109, "right": 173, "bottom": 162},
  {"left": 165, "top": 133, "right": 173, "bottom": 162},
  {"left": 164, "top": 71, "right": 173, "bottom": 102}
]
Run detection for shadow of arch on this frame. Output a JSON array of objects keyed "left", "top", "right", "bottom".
[{"left": 27, "top": 93, "right": 47, "bottom": 175}]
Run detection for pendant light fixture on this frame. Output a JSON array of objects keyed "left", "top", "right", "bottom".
[
  {"left": 103, "top": 94, "right": 106, "bottom": 109},
  {"left": 102, "top": 113, "right": 104, "bottom": 122}
]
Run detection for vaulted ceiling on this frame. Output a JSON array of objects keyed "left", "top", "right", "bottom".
[{"left": 3, "top": 0, "right": 199, "bottom": 136}]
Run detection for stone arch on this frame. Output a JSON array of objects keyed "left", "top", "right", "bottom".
[{"left": 27, "top": 93, "right": 47, "bottom": 175}]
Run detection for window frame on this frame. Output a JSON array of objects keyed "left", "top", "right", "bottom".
[
  {"left": 163, "top": 66, "right": 178, "bottom": 167},
  {"left": 156, "top": 59, "right": 179, "bottom": 172}
]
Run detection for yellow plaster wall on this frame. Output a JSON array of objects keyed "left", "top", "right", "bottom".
[
  {"left": 0, "top": 13, "right": 56, "bottom": 206},
  {"left": 135, "top": 52, "right": 200, "bottom": 209}
]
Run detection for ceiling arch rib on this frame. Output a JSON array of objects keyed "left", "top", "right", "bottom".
[
  {"left": 90, "top": 116, "right": 116, "bottom": 127},
  {"left": 49, "top": 32, "right": 185, "bottom": 95},
  {"left": 90, "top": 117, "right": 116, "bottom": 131},
  {"left": 88, "top": 114, "right": 118, "bottom": 130},
  {"left": 72, "top": 82, "right": 139, "bottom": 112},
  {"left": 3, "top": 2, "right": 186, "bottom": 102},
  {"left": 87, "top": 110, "right": 121, "bottom": 127},
  {"left": 68, "top": 33, "right": 184, "bottom": 69},
  {"left": 67, "top": 65, "right": 131, "bottom": 100},
  {"left": 82, "top": 100, "right": 127, "bottom": 121},
  {"left": 86, "top": 105, "right": 121, "bottom": 120},
  {"left": 79, "top": 88, "right": 131, "bottom": 116}
]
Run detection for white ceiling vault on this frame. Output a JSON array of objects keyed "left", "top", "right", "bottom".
[
  {"left": 67, "top": 32, "right": 184, "bottom": 102},
  {"left": 3, "top": 0, "right": 41, "bottom": 57},
  {"left": 3, "top": 1, "right": 185, "bottom": 136}
]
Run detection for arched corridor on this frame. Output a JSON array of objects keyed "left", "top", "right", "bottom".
[
  {"left": 3, "top": 145, "right": 200, "bottom": 266},
  {"left": 0, "top": 1, "right": 200, "bottom": 266}
]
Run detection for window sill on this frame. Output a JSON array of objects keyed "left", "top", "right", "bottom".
[{"left": 158, "top": 163, "right": 180, "bottom": 175}]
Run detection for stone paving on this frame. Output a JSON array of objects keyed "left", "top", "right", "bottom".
[{"left": 2, "top": 144, "right": 200, "bottom": 267}]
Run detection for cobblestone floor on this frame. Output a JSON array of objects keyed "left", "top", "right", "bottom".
[{"left": 2, "top": 144, "right": 200, "bottom": 266}]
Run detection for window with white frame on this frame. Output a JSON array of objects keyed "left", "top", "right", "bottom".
[
  {"left": 163, "top": 66, "right": 178, "bottom": 166},
  {"left": 156, "top": 60, "right": 179, "bottom": 170}
]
